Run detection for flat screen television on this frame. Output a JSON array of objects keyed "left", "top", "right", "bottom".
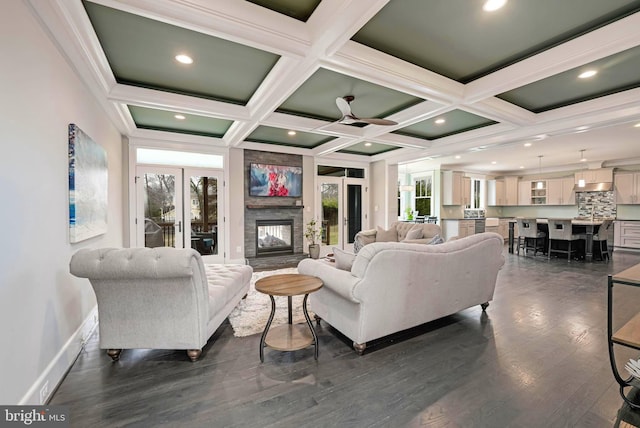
[{"left": 249, "top": 163, "right": 302, "bottom": 197}]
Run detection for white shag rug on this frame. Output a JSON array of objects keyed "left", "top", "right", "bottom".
[{"left": 228, "top": 267, "right": 316, "bottom": 337}]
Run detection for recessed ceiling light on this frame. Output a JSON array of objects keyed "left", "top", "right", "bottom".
[
  {"left": 175, "top": 54, "right": 193, "bottom": 65},
  {"left": 524, "top": 142, "right": 532, "bottom": 147},
  {"left": 435, "top": 118, "right": 446, "bottom": 125},
  {"left": 454, "top": 155, "right": 461, "bottom": 159},
  {"left": 491, "top": 161, "right": 497, "bottom": 164},
  {"left": 634, "top": 123, "right": 640, "bottom": 128},
  {"left": 578, "top": 70, "right": 597, "bottom": 79},
  {"left": 483, "top": 0, "right": 507, "bottom": 12},
  {"left": 364, "top": 142, "right": 372, "bottom": 147},
  {"left": 519, "top": 166, "right": 525, "bottom": 169},
  {"left": 287, "top": 130, "right": 296, "bottom": 136},
  {"left": 174, "top": 114, "right": 186, "bottom": 120}
]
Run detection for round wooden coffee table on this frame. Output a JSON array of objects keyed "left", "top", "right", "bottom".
[{"left": 255, "top": 273, "right": 323, "bottom": 362}]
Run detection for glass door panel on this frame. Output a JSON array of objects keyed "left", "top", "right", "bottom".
[
  {"left": 321, "top": 181, "right": 340, "bottom": 250},
  {"left": 185, "top": 169, "right": 223, "bottom": 264},
  {"left": 136, "top": 166, "right": 183, "bottom": 249}
]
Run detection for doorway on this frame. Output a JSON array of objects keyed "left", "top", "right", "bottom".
[
  {"left": 318, "top": 176, "right": 366, "bottom": 254},
  {"left": 136, "top": 165, "right": 224, "bottom": 264}
]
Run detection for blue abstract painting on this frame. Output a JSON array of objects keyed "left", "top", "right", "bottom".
[{"left": 68, "top": 124, "right": 108, "bottom": 243}]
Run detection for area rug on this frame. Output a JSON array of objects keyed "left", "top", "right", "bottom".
[{"left": 228, "top": 267, "right": 316, "bottom": 337}]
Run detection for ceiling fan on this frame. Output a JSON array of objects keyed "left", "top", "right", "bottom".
[{"left": 335, "top": 95, "right": 398, "bottom": 126}]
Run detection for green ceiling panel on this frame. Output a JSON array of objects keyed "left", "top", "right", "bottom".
[
  {"left": 352, "top": 0, "right": 640, "bottom": 83},
  {"left": 128, "top": 106, "right": 233, "bottom": 137},
  {"left": 246, "top": 0, "right": 321, "bottom": 22},
  {"left": 83, "top": 1, "right": 280, "bottom": 104},
  {"left": 278, "top": 68, "right": 424, "bottom": 121},
  {"left": 338, "top": 142, "right": 400, "bottom": 156},
  {"left": 246, "top": 126, "right": 335, "bottom": 148},
  {"left": 497, "top": 45, "right": 640, "bottom": 112},
  {"left": 394, "top": 110, "right": 496, "bottom": 140}
]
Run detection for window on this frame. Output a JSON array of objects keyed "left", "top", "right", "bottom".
[
  {"left": 469, "top": 178, "right": 485, "bottom": 209},
  {"left": 397, "top": 180, "right": 401, "bottom": 217},
  {"left": 413, "top": 175, "right": 432, "bottom": 216}
]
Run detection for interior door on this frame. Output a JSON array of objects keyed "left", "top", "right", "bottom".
[
  {"left": 318, "top": 177, "right": 365, "bottom": 254},
  {"left": 136, "top": 166, "right": 184, "bottom": 249},
  {"left": 184, "top": 168, "right": 224, "bottom": 264}
]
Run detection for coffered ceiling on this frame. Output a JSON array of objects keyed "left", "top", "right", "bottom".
[{"left": 30, "top": 0, "right": 640, "bottom": 173}]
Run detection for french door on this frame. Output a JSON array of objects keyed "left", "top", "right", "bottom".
[
  {"left": 136, "top": 166, "right": 224, "bottom": 263},
  {"left": 318, "top": 177, "right": 366, "bottom": 255}
]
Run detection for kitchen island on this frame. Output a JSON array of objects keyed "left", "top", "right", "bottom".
[{"left": 508, "top": 218, "right": 610, "bottom": 262}]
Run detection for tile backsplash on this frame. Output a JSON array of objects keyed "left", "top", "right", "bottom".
[{"left": 577, "top": 191, "right": 616, "bottom": 218}]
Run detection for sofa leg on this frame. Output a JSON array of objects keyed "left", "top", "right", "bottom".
[
  {"left": 314, "top": 314, "right": 322, "bottom": 324},
  {"left": 481, "top": 302, "right": 489, "bottom": 311},
  {"left": 187, "top": 349, "right": 202, "bottom": 362},
  {"left": 353, "top": 342, "right": 366, "bottom": 355},
  {"left": 106, "top": 349, "right": 122, "bottom": 361}
]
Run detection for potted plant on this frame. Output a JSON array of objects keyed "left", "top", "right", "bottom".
[{"left": 304, "top": 219, "right": 322, "bottom": 259}]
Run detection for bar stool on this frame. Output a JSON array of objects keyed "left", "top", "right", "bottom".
[
  {"left": 548, "top": 219, "right": 582, "bottom": 262},
  {"left": 591, "top": 219, "right": 613, "bottom": 262},
  {"left": 516, "top": 218, "right": 546, "bottom": 256}
]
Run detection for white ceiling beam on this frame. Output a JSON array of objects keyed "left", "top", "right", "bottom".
[
  {"left": 87, "top": 0, "right": 310, "bottom": 58},
  {"left": 464, "top": 12, "right": 640, "bottom": 103},
  {"left": 107, "top": 84, "right": 250, "bottom": 121}
]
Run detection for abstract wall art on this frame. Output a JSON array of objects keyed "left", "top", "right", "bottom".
[
  {"left": 249, "top": 163, "right": 302, "bottom": 197},
  {"left": 68, "top": 123, "right": 108, "bottom": 243}
]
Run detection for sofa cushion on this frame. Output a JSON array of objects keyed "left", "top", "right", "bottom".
[
  {"left": 204, "top": 264, "right": 253, "bottom": 318},
  {"left": 333, "top": 247, "right": 356, "bottom": 271},
  {"left": 428, "top": 234, "right": 444, "bottom": 245},
  {"left": 402, "top": 226, "right": 423, "bottom": 241},
  {"left": 376, "top": 226, "right": 398, "bottom": 242}
]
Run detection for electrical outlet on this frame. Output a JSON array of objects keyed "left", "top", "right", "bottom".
[
  {"left": 236, "top": 246, "right": 242, "bottom": 253},
  {"left": 40, "top": 381, "right": 49, "bottom": 404}
]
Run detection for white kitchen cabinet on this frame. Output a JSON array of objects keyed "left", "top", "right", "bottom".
[
  {"left": 518, "top": 181, "right": 531, "bottom": 206},
  {"left": 442, "top": 171, "right": 471, "bottom": 206},
  {"left": 442, "top": 219, "right": 475, "bottom": 240},
  {"left": 614, "top": 221, "right": 640, "bottom": 249},
  {"left": 575, "top": 168, "right": 613, "bottom": 184},
  {"left": 547, "top": 177, "right": 576, "bottom": 205},
  {"left": 615, "top": 172, "right": 640, "bottom": 204},
  {"left": 487, "top": 179, "right": 505, "bottom": 206},
  {"left": 504, "top": 176, "right": 519, "bottom": 206}
]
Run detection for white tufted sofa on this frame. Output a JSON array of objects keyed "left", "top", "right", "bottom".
[
  {"left": 70, "top": 247, "right": 252, "bottom": 361},
  {"left": 298, "top": 232, "right": 505, "bottom": 354}
]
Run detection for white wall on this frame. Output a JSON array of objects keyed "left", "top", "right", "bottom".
[
  {"left": 228, "top": 148, "right": 245, "bottom": 263},
  {"left": 0, "top": 3, "right": 124, "bottom": 404},
  {"left": 370, "top": 160, "right": 397, "bottom": 228}
]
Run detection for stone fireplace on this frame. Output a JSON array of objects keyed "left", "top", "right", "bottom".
[
  {"left": 243, "top": 150, "right": 305, "bottom": 266},
  {"left": 256, "top": 219, "right": 293, "bottom": 256}
]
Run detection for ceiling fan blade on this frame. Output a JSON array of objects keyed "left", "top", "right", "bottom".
[
  {"left": 359, "top": 118, "right": 398, "bottom": 126},
  {"left": 335, "top": 97, "right": 352, "bottom": 116}
]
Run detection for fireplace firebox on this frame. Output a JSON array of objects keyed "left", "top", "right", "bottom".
[{"left": 256, "top": 219, "right": 294, "bottom": 256}]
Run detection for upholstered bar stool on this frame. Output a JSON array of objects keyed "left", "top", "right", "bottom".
[
  {"left": 516, "top": 218, "right": 546, "bottom": 256},
  {"left": 590, "top": 219, "right": 613, "bottom": 262},
  {"left": 548, "top": 219, "right": 582, "bottom": 262}
]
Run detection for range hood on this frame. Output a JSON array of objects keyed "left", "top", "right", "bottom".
[{"left": 573, "top": 182, "right": 613, "bottom": 192}]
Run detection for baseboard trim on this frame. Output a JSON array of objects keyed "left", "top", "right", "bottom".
[{"left": 19, "top": 306, "right": 98, "bottom": 405}]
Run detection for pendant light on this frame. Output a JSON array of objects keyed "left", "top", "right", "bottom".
[
  {"left": 536, "top": 155, "right": 544, "bottom": 189},
  {"left": 399, "top": 163, "right": 413, "bottom": 192},
  {"left": 578, "top": 150, "right": 586, "bottom": 187}
]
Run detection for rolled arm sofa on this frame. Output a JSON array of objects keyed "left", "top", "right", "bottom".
[
  {"left": 70, "top": 247, "right": 252, "bottom": 361},
  {"left": 298, "top": 232, "right": 505, "bottom": 354},
  {"left": 354, "top": 221, "right": 442, "bottom": 251}
]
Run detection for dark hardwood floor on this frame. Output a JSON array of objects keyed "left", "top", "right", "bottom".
[{"left": 51, "top": 247, "right": 640, "bottom": 427}]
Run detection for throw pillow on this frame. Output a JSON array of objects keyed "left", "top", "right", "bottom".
[
  {"left": 333, "top": 247, "right": 356, "bottom": 271},
  {"left": 428, "top": 234, "right": 444, "bottom": 245},
  {"left": 376, "top": 226, "right": 398, "bottom": 242},
  {"left": 402, "top": 226, "right": 423, "bottom": 241}
]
